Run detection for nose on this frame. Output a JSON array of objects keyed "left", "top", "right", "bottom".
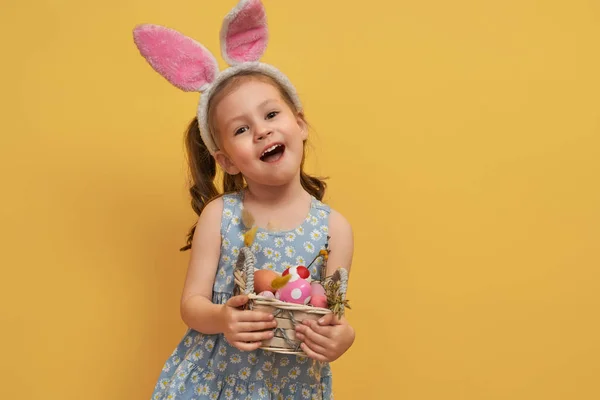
[{"left": 254, "top": 123, "right": 272, "bottom": 142}]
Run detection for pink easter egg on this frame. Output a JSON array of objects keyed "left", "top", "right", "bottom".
[
  {"left": 275, "top": 277, "right": 312, "bottom": 304},
  {"left": 258, "top": 291, "right": 275, "bottom": 299},
  {"left": 309, "top": 294, "right": 328, "bottom": 308},
  {"left": 310, "top": 282, "right": 325, "bottom": 296}
]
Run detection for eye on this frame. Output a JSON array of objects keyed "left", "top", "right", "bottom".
[
  {"left": 234, "top": 126, "right": 248, "bottom": 135},
  {"left": 266, "top": 111, "right": 279, "bottom": 119}
]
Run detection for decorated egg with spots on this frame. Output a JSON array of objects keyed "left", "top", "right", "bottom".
[
  {"left": 282, "top": 265, "right": 311, "bottom": 281},
  {"left": 275, "top": 277, "right": 312, "bottom": 304}
]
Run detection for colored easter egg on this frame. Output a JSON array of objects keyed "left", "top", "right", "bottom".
[
  {"left": 282, "top": 265, "right": 311, "bottom": 280},
  {"left": 258, "top": 291, "right": 275, "bottom": 299},
  {"left": 309, "top": 294, "right": 328, "bottom": 308},
  {"left": 275, "top": 277, "right": 312, "bottom": 304},
  {"left": 254, "top": 269, "right": 278, "bottom": 293},
  {"left": 310, "top": 282, "right": 326, "bottom": 296}
]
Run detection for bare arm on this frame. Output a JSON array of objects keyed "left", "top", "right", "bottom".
[
  {"left": 180, "top": 198, "right": 227, "bottom": 334},
  {"left": 179, "top": 198, "right": 276, "bottom": 349},
  {"left": 296, "top": 208, "right": 356, "bottom": 361}
]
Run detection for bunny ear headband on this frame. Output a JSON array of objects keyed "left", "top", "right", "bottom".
[{"left": 133, "top": 0, "right": 302, "bottom": 155}]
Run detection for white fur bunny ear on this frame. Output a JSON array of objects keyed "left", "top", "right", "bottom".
[
  {"left": 220, "top": 0, "right": 268, "bottom": 65},
  {"left": 133, "top": 24, "right": 219, "bottom": 92}
]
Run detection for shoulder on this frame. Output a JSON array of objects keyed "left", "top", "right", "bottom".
[
  {"left": 329, "top": 208, "right": 353, "bottom": 238},
  {"left": 199, "top": 196, "right": 224, "bottom": 223}
]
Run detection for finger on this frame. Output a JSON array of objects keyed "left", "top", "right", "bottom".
[
  {"left": 317, "top": 313, "right": 341, "bottom": 326},
  {"left": 234, "top": 330, "right": 274, "bottom": 343},
  {"left": 226, "top": 295, "right": 249, "bottom": 308},
  {"left": 237, "top": 320, "right": 277, "bottom": 332},
  {"left": 300, "top": 342, "right": 328, "bottom": 362},
  {"left": 232, "top": 341, "right": 263, "bottom": 352},
  {"left": 296, "top": 325, "right": 329, "bottom": 347},
  {"left": 296, "top": 332, "right": 328, "bottom": 355},
  {"left": 303, "top": 320, "right": 335, "bottom": 338},
  {"left": 236, "top": 310, "right": 274, "bottom": 322}
]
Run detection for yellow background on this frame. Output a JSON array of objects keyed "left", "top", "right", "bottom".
[{"left": 1, "top": 0, "right": 599, "bottom": 398}]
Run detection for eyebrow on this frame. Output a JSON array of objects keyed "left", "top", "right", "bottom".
[{"left": 225, "top": 98, "right": 280, "bottom": 126}]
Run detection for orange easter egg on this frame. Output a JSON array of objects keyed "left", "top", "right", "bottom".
[{"left": 254, "top": 269, "right": 278, "bottom": 294}]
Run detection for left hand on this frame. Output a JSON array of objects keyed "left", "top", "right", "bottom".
[{"left": 295, "top": 313, "right": 355, "bottom": 362}]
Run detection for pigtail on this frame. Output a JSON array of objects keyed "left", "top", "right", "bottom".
[
  {"left": 300, "top": 146, "right": 327, "bottom": 201},
  {"left": 180, "top": 118, "right": 219, "bottom": 251}
]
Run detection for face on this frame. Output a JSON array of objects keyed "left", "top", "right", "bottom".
[{"left": 212, "top": 78, "right": 308, "bottom": 186}]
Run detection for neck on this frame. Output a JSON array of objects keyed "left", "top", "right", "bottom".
[{"left": 244, "top": 172, "right": 308, "bottom": 207}]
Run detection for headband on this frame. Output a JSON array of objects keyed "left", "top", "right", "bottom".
[{"left": 133, "top": 0, "right": 302, "bottom": 155}]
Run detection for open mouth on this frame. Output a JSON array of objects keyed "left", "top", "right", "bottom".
[{"left": 260, "top": 144, "right": 285, "bottom": 163}]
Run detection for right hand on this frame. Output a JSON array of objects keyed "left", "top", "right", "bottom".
[{"left": 220, "top": 295, "right": 277, "bottom": 351}]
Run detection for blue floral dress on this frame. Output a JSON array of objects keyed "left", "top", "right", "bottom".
[{"left": 151, "top": 192, "right": 334, "bottom": 399}]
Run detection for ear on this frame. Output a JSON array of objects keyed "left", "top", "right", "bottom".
[
  {"left": 296, "top": 112, "right": 308, "bottom": 141},
  {"left": 215, "top": 151, "right": 241, "bottom": 175},
  {"left": 220, "top": 0, "right": 268, "bottom": 65},
  {"left": 133, "top": 24, "right": 219, "bottom": 92}
]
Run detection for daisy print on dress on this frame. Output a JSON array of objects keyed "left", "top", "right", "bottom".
[
  {"left": 190, "top": 349, "right": 204, "bottom": 361},
  {"left": 203, "top": 371, "right": 216, "bottom": 381},
  {"left": 235, "top": 384, "right": 246, "bottom": 395},
  {"left": 263, "top": 247, "right": 275, "bottom": 258},
  {"left": 217, "top": 360, "right": 227, "bottom": 372},
  {"left": 295, "top": 226, "right": 305, "bottom": 236},
  {"left": 247, "top": 353, "right": 258, "bottom": 365},
  {"left": 225, "top": 375, "right": 236, "bottom": 386},
  {"left": 251, "top": 242, "right": 262, "bottom": 253},
  {"left": 222, "top": 237, "right": 231, "bottom": 249},
  {"left": 255, "top": 369, "right": 264, "bottom": 380},
  {"left": 303, "top": 241, "right": 316, "bottom": 253},
  {"left": 271, "top": 368, "right": 280, "bottom": 379},
  {"left": 310, "top": 229, "right": 322, "bottom": 241},
  {"left": 204, "top": 338, "right": 215, "bottom": 351},
  {"left": 262, "top": 262, "right": 276, "bottom": 270},
  {"left": 285, "top": 246, "right": 295, "bottom": 258},
  {"left": 288, "top": 366, "right": 301, "bottom": 379},
  {"left": 285, "top": 232, "right": 296, "bottom": 242},
  {"left": 274, "top": 237, "right": 284, "bottom": 247},
  {"left": 256, "top": 231, "right": 268, "bottom": 241}
]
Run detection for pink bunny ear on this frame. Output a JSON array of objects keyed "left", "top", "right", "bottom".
[
  {"left": 133, "top": 24, "right": 219, "bottom": 92},
  {"left": 220, "top": 0, "right": 268, "bottom": 65}
]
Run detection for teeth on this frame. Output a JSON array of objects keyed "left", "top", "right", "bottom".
[{"left": 261, "top": 144, "right": 280, "bottom": 157}]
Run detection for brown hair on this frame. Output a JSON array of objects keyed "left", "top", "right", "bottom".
[{"left": 180, "top": 71, "right": 326, "bottom": 251}]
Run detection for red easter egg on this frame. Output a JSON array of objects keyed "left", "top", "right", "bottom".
[{"left": 282, "top": 265, "right": 310, "bottom": 279}]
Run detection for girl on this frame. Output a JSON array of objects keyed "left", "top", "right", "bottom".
[{"left": 133, "top": 1, "right": 355, "bottom": 398}]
